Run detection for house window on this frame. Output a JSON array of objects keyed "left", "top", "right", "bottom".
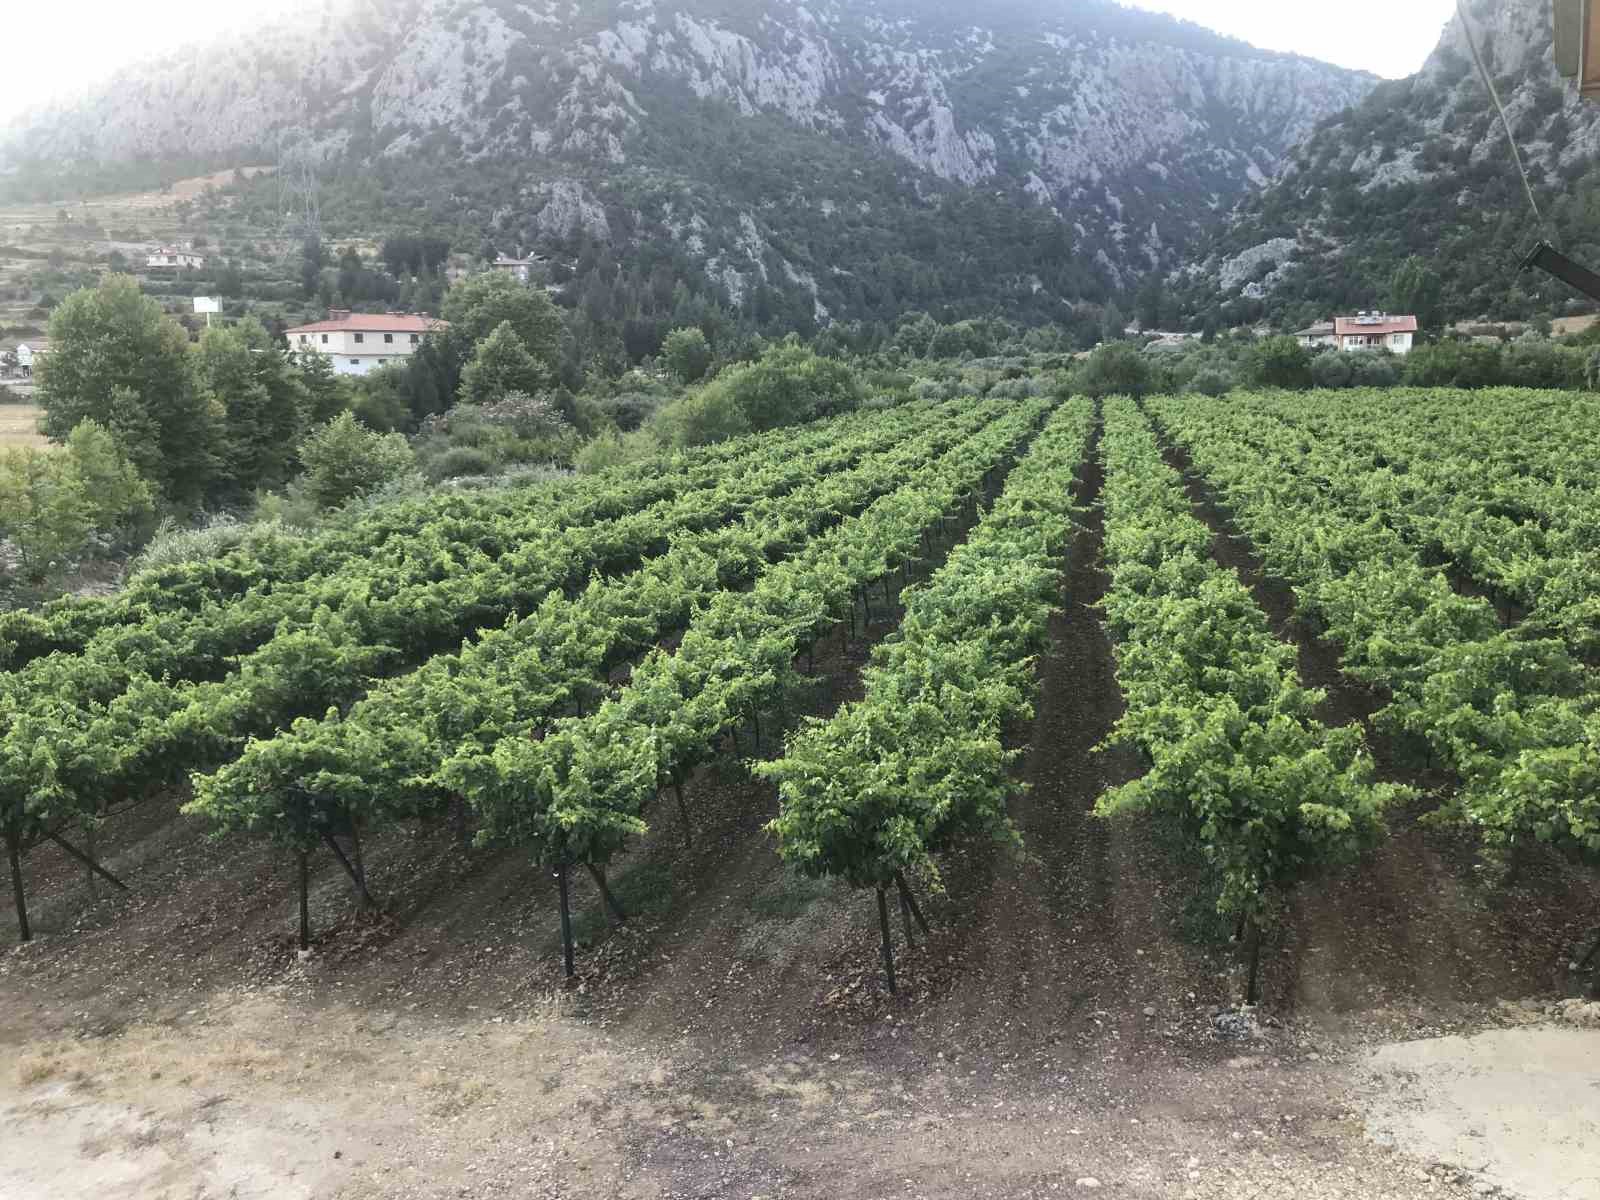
[
  {"left": 350, "top": 359, "right": 360, "bottom": 366},
  {"left": 354, "top": 333, "right": 364, "bottom": 344},
  {"left": 320, "top": 334, "right": 329, "bottom": 344},
  {"left": 384, "top": 333, "right": 394, "bottom": 344},
  {"left": 410, "top": 334, "right": 419, "bottom": 344}
]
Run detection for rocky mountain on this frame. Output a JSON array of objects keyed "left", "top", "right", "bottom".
[
  {"left": 1, "top": 0, "right": 1376, "bottom": 329},
  {"left": 1186, "top": 0, "right": 1600, "bottom": 330}
]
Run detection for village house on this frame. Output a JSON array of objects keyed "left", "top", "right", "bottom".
[
  {"left": 284, "top": 311, "right": 447, "bottom": 377},
  {"left": 490, "top": 255, "right": 542, "bottom": 284},
  {"left": 15, "top": 340, "right": 49, "bottom": 377},
  {"left": 1334, "top": 312, "right": 1417, "bottom": 355},
  {"left": 1294, "top": 321, "right": 1337, "bottom": 349},
  {"left": 146, "top": 246, "right": 205, "bottom": 270}
]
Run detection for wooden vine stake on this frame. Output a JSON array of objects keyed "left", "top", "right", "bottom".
[
  {"left": 894, "top": 871, "right": 930, "bottom": 937},
  {"left": 1244, "top": 917, "right": 1262, "bottom": 1007},
  {"left": 297, "top": 847, "right": 310, "bottom": 953},
  {"left": 47, "top": 832, "right": 128, "bottom": 894},
  {"left": 670, "top": 779, "right": 694, "bottom": 848},
  {"left": 321, "top": 832, "right": 376, "bottom": 911},
  {"left": 6, "top": 826, "right": 30, "bottom": 943},
  {"left": 556, "top": 863, "right": 576, "bottom": 980},
  {"left": 586, "top": 863, "right": 627, "bottom": 926},
  {"left": 876, "top": 886, "right": 897, "bottom": 995},
  {"left": 1571, "top": 927, "right": 1600, "bottom": 974}
]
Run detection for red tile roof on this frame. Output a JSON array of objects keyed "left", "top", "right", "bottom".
[
  {"left": 285, "top": 313, "right": 447, "bottom": 335},
  {"left": 1335, "top": 315, "right": 1417, "bottom": 337}
]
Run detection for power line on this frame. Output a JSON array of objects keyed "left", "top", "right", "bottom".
[{"left": 1455, "top": 0, "right": 1547, "bottom": 235}]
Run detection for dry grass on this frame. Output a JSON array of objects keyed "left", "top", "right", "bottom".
[{"left": 0, "top": 404, "right": 49, "bottom": 450}]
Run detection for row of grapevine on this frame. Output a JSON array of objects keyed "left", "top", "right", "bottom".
[
  {"left": 757, "top": 399, "right": 1095, "bottom": 988},
  {"left": 0, "top": 406, "right": 904, "bottom": 718},
  {"left": 1097, "top": 399, "right": 1401, "bottom": 1000},
  {"left": 438, "top": 399, "right": 1054, "bottom": 973},
  {"left": 1149, "top": 393, "right": 1600, "bottom": 869},
  {"left": 0, "top": 411, "right": 880, "bottom": 671},
  {"left": 184, "top": 399, "right": 1022, "bottom": 922},
  {"left": 0, "top": 401, "right": 989, "bottom": 941},
  {"left": 1215, "top": 390, "right": 1600, "bottom": 659}
]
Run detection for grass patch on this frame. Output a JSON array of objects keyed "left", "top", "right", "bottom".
[
  {"left": 570, "top": 861, "right": 675, "bottom": 946},
  {"left": 749, "top": 871, "right": 837, "bottom": 921}
]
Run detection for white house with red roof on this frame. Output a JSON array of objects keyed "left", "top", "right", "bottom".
[
  {"left": 1334, "top": 312, "right": 1417, "bottom": 355},
  {"left": 284, "top": 310, "right": 448, "bottom": 376}
]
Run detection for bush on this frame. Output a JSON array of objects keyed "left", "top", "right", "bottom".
[
  {"left": 575, "top": 429, "right": 657, "bottom": 474},
  {"left": 1185, "top": 367, "right": 1234, "bottom": 397},
  {"left": 426, "top": 445, "right": 497, "bottom": 481},
  {"left": 693, "top": 339, "right": 860, "bottom": 432},
  {"left": 1402, "top": 341, "right": 1504, "bottom": 388},
  {"left": 1073, "top": 342, "right": 1151, "bottom": 398},
  {"left": 596, "top": 390, "right": 664, "bottom": 432},
  {"left": 1246, "top": 336, "right": 1313, "bottom": 389},
  {"left": 651, "top": 385, "right": 750, "bottom": 448},
  {"left": 131, "top": 514, "right": 262, "bottom": 573},
  {"left": 297, "top": 412, "right": 417, "bottom": 509}
]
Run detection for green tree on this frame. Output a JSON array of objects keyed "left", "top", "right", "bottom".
[
  {"left": 1100, "top": 300, "right": 1127, "bottom": 344},
  {"left": 64, "top": 419, "right": 154, "bottom": 541},
  {"left": 297, "top": 412, "right": 416, "bottom": 509},
  {"left": 0, "top": 421, "right": 151, "bottom": 581},
  {"left": 459, "top": 322, "right": 552, "bottom": 406},
  {"left": 1389, "top": 256, "right": 1444, "bottom": 334},
  {"left": 0, "top": 449, "right": 93, "bottom": 581},
  {"left": 661, "top": 327, "right": 713, "bottom": 383},
  {"left": 295, "top": 350, "right": 353, "bottom": 427},
  {"left": 1073, "top": 342, "right": 1151, "bottom": 398},
  {"left": 300, "top": 237, "right": 325, "bottom": 299},
  {"left": 1247, "top": 335, "right": 1313, "bottom": 389},
  {"left": 441, "top": 271, "right": 564, "bottom": 376},
  {"left": 196, "top": 318, "right": 306, "bottom": 494},
  {"left": 36, "top": 275, "right": 219, "bottom": 504},
  {"left": 350, "top": 365, "right": 411, "bottom": 432}
]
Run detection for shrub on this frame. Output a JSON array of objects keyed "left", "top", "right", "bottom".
[
  {"left": 297, "top": 412, "right": 417, "bottom": 508},
  {"left": 1246, "top": 335, "right": 1313, "bottom": 389},
  {"left": 1185, "top": 368, "right": 1234, "bottom": 397},
  {"left": 426, "top": 445, "right": 497, "bottom": 481},
  {"left": 131, "top": 514, "right": 261, "bottom": 573},
  {"left": 651, "top": 385, "right": 750, "bottom": 448},
  {"left": 1073, "top": 342, "right": 1151, "bottom": 398}
]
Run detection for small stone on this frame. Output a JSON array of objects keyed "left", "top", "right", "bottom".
[
  {"left": 1075, "top": 1179, "right": 1101, "bottom": 1190},
  {"left": 1142, "top": 1006, "right": 1156, "bottom": 1017}
]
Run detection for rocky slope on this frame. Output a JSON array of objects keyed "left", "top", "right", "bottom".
[
  {"left": 1, "top": 0, "right": 1376, "bottom": 323},
  {"left": 1188, "top": 0, "right": 1600, "bottom": 328}
]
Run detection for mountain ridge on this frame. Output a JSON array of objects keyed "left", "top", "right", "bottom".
[
  {"left": 1, "top": 0, "right": 1377, "bottom": 329},
  {"left": 1186, "top": 0, "right": 1600, "bottom": 329}
]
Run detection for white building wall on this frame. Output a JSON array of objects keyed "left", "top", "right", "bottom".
[{"left": 289, "top": 328, "right": 428, "bottom": 376}]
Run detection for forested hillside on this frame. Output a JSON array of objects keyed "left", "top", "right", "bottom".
[
  {"left": 0, "top": 0, "right": 1372, "bottom": 333},
  {"left": 1183, "top": 0, "right": 1600, "bottom": 331}
]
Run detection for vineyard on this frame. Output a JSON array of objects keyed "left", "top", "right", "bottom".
[{"left": 4, "top": 387, "right": 1600, "bottom": 1013}]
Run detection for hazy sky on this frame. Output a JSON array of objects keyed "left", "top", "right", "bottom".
[
  {"left": 0, "top": 0, "right": 1459, "bottom": 128},
  {"left": 1125, "top": 0, "right": 1459, "bottom": 79}
]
